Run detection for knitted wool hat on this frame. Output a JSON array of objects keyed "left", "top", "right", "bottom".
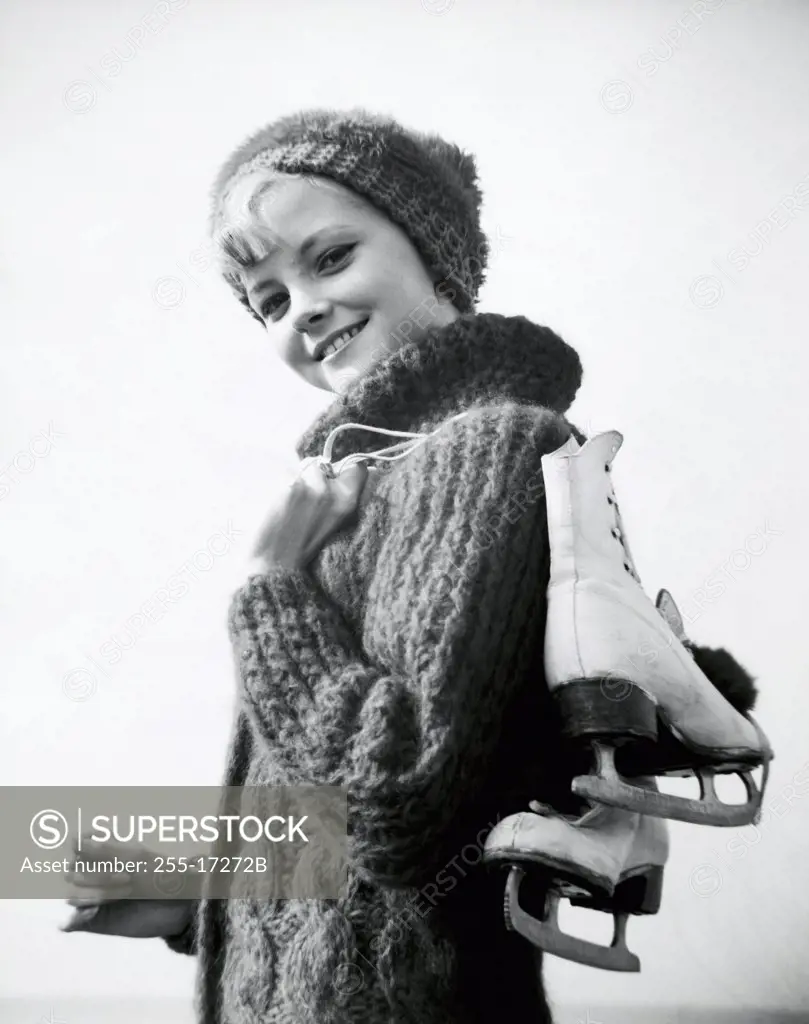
[{"left": 209, "top": 108, "right": 489, "bottom": 321}]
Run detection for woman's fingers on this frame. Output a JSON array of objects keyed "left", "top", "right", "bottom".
[
  {"left": 251, "top": 481, "right": 325, "bottom": 560},
  {"left": 59, "top": 906, "right": 100, "bottom": 932},
  {"left": 64, "top": 837, "right": 145, "bottom": 897},
  {"left": 65, "top": 870, "right": 132, "bottom": 891},
  {"left": 297, "top": 464, "right": 369, "bottom": 562},
  {"left": 333, "top": 461, "right": 368, "bottom": 496},
  {"left": 65, "top": 894, "right": 128, "bottom": 908},
  {"left": 297, "top": 460, "right": 330, "bottom": 494},
  {"left": 251, "top": 459, "right": 369, "bottom": 567},
  {"left": 68, "top": 833, "right": 149, "bottom": 861},
  {"left": 65, "top": 880, "right": 134, "bottom": 901},
  {"left": 65, "top": 864, "right": 137, "bottom": 886},
  {"left": 60, "top": 837, "right": 158, "bottom": 929}
]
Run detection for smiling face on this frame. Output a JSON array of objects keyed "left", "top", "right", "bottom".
[{"left": 217, "top": 173, "right": 460, "bottom": 394}]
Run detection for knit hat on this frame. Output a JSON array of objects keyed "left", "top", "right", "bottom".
[{"left": 209, "top": 108, "right": 489, "bottom": 321}]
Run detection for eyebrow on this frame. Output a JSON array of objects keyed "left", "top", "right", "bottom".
[{"left": 220, "top": 224, "right": 357, "bottom": 286}]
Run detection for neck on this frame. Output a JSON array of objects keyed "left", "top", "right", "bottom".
[{"left": 295, "top": 311, "right": 583, "bottom": 463}]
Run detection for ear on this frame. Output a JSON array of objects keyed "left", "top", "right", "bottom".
[{"left": 655, "top": 589, "right": 688, "bottom": 643}]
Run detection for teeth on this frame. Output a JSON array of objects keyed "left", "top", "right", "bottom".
[{"left": 321, "top": 322, "right": 364, "bottom": 359}]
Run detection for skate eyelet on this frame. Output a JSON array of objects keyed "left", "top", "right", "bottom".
[
  {"left": 604, "top": 464, "right": 610, "bottom": 472},
  {"left": 606, "top": 496, "right": 614, "bottom": 505}
]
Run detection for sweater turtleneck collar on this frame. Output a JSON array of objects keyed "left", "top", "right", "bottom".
[{"left": 294, "top": 312, "right": 583, "bottom": 464}]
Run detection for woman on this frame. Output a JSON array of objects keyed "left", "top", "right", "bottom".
[{"left": 62, "top": 108, "right": 761, "bottom": 1024}]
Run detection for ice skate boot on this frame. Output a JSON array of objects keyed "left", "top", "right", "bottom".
[
  {"left": 542, "top": 432, "right": 773, "bottom": 826},
  {"left": 483, "top": 779, "right": 668, "bottom": 972}
]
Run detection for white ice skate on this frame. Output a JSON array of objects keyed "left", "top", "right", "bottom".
[
  {"left": 541, "top": 432, "right": 773, "bottom": 826},
  {"left": 483, "top": 781, "right": 668, "bottom": 972}
]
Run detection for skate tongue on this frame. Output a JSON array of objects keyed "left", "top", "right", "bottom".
[
  {"left": 528, "top": 800, "right": 558, "bottom": 816},
  {"left": 656, "top": 588, "right": 689, "bottom": 642},
  {"left": 529, "top": 798, "right": 632, "bottom": 832},
  {"left": 527, "top": 800, "right": 587, "bottom": 825}
]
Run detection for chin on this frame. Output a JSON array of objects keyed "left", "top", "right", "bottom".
[
  {"left": 325, "top": 363, "right": 369, "bottom": 395},
  {"left": 321, "top": 323, "right": 402, "bottom": 392}
]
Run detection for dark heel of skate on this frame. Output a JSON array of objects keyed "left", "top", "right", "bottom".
[
  {"left": 555, "top": 680, "right": 660, "bottom": 816},
  {"left": 554, "top": 679, "right": 658, "bottom": 743},
  {"left": 570, "top": 865, "right": 664, "bottom": 916}
]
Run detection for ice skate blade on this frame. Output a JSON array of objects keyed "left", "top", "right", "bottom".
[
  {"left": 572, "top": 769, "right": 763, "bottom": 826},
  {"left": 576, "top": 740, "right": 767, "bottom": 826},
  {"left": 504, "top": 867, "right": 640, "bottom": 973}
]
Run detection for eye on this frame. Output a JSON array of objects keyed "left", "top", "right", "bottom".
[
  {"left": 259, "top": 292, "right": 288, "bottom": 320},
  {"left": 256, "top": 243, "right": 356, "bottom": 321},
  {"left": 317, "top": 243, "right": 356, "bottom": 272}
]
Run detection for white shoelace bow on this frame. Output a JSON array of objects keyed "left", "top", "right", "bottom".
[{"left": 300, "top": 410, "right": 470, "bottom": 480}]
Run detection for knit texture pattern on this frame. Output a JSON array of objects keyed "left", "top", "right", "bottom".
[
  {"left": 165, "top": 312, "right": 761, "bottom": 1023},
  {"left": 168, "top": 313, "right": 584, "bottom": 1024},
  {"left": 209, "top": 108, "right": 489, "bottom": 320}
]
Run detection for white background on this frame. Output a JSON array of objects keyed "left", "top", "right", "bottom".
[{"left": 1, "top": 0, "right": 808, "bottom": 1019}]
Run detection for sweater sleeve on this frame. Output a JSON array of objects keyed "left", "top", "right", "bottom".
[{"left": 227, "top": 403, "right": 573, "bottom": 888}]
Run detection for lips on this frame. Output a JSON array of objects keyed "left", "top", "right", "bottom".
[{"left": 315, "top": 319, "right": 369, "bottom": 362}]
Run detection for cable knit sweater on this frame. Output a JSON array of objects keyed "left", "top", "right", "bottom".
[{"left": 165, "top": 312, "right": 756, "bottom": 1023}]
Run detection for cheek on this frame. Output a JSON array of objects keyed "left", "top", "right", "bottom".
[
  {"left": 270, "top": 328, "right": 306, "bottom": 372},
  {"left": 379, "top": 264, "right": 432, "bottom": 315},
  {"left": 361, "top": 245, "right": 418, "bottom": 290},
  {"left": 346, "top": 253, "right": 394, "bottom": 295}
]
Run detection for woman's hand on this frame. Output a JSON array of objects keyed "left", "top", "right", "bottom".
[
  {"left": 252, "top": 459, "right": 372, "bottom": 570},
  {"left": 59, "top": 835, "right": 195, "bottom": 939}
]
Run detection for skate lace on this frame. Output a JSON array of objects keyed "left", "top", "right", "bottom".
[
  {"left": 300, "top": 411, "right": 470, "bottom": 480},
  {"left": 604, "top": 449, "right": 642, "bottom": 585}
]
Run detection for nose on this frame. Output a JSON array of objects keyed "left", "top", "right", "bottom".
[
  {"left": 292, "top": 297, "right": 331, "bottom": 335},
  {"left": 291, "top": 296, "right": 332, "bottom": 358}
]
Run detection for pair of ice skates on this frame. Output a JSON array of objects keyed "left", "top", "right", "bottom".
[{"left": 483, "top": 431, "right": 774, "bottom": 972}]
